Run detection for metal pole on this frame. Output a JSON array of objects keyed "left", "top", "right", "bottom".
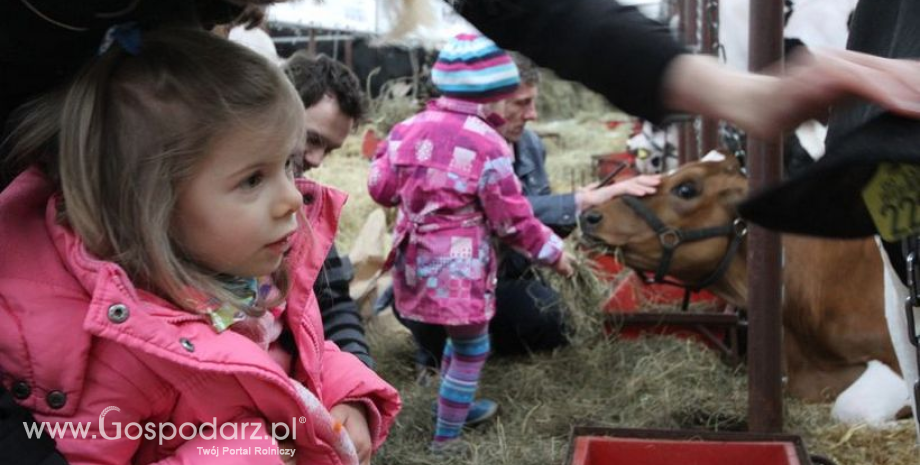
[
  {"left": 679, "top": 0, "right": 700, "bottom": 163},
  {"left": 678, "top": 0, "right": 691, "bottom": 164},
  {"left": 344, "top": 37, "right": 354, "bottom": 70},
  {"left": 699, "top": 0, "right": 719, "bottom": 153},
  {"left": 746, "top": 0, "right": 785, "bottom": 433}
]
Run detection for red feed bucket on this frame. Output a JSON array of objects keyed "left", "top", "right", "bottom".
[{"left": 567, "top": 428, "right": 817, "bottom": 465}]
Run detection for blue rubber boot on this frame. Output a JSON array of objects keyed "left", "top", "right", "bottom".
[{"left": 431, "top": 399, "right": 499, "bottom": 427}]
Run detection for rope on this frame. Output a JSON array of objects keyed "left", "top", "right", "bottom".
[{"left": 903, "top": 235, "right": 920, "bottom": 421}]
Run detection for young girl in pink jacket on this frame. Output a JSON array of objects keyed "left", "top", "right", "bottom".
[
  {"left": 0, "top": 28, "right": 399, "bottom": 465},
  {"left": 368, "top": 34, "right": 572, "bottom": 455}
]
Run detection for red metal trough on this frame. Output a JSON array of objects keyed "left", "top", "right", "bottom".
[{"left": 567, "top": 427, "right": 818, "bottom": 465}]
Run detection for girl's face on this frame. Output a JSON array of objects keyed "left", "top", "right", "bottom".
[{"left": 173, "top": 120, "right": 305, "bottom": 278}]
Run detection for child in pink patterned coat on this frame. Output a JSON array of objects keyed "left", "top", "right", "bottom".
[{"left": 368, "top": 34, "right": 572, "bottom": 454}]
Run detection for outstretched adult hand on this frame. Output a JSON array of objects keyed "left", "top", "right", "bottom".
[
  {"left": 575, "top": 174, "right": 661, "bottom": 211},
  {"left": 662, "top": 51, "right": 920, "bottom": 139}
]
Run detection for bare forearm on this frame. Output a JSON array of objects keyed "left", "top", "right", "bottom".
[
  {"left": 660, "top": 51, "right": 920, "bottom": 140},
  {"left": 661, "top": 55, "right": 775, "bottom": 133}
]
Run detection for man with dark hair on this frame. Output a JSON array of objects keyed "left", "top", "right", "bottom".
[
  {"left": 283, "top": 52, "right": 374, "bottom": 369},
  {"left": 285, "top": 51, "right": 366, "bottom": 171},
  {"left": 500, "top": 53, "right": 642, "bottom": 234}
]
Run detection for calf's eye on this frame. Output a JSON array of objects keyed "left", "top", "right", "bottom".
[{"left": 672, "top": 182, "right": 699, "bottom": 199}]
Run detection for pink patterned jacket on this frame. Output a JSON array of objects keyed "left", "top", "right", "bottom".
[{"left": 368, "top": 97, "right": 564, "bottom": 325}]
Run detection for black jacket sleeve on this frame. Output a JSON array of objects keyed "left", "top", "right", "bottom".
[
  {"left": 453, "top": 0, "right": 687, "bottom": 123},
  {"left": 0, "top": 385, "right": 69, "bottom": 465},
  {"left": 314, "top": 245, "right": 375, "bottom": 369}
]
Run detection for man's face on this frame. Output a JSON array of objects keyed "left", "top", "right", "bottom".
[
  {"left": 300, "top": 94, "right": 354, "bottom": 171},
  {"left": 499, "top": 83, "right": 539, "bottom": 143}
]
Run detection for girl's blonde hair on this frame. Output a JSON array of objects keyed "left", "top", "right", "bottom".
[{"left": 6, "top": 28, "right": 303, "bottom": 317}]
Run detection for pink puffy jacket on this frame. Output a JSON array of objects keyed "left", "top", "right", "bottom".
[{"left": 0, "top": 168, "right": 401, "bottom": 465}]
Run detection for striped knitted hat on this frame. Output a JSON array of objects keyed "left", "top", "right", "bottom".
[{"left": 431, "top": 34, "right": 520, "bottom": 103}]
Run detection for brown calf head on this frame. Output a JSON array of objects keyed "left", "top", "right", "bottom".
[{"left": 581, "top": 153, "right": 749, "bottom": 285}]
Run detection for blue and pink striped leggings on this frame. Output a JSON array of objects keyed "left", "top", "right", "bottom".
[{"left": 433, "top": 322, "right": 490, "bottom": 443}]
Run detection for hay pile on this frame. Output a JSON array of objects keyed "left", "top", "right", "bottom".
[
  {"left": 369, "top": 326, "right": 748, "bottom": 465},
  {"left": 315, "top": 97, "right": 919, "bottom": 465},
  {"left": 536, "top": 248, "right": 615, "bottom": 346},
  {"left": 368, "top": 321, "right": 919, "bottom": 465}
]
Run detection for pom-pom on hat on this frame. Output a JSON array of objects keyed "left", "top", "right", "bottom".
[{"left": 431, "top": 33, "right": 520, "bottom": 103}]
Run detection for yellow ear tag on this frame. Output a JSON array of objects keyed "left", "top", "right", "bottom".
[{"left": 861, "top": 163, "right": 920, "bottom": 241}]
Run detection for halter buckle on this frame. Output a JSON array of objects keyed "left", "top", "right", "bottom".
[
  {"left": 732, "top": 218, "right": 748, "bottom": 237},
  {"left": 659, "top": 229, "right": 682, "bottom": 249}
]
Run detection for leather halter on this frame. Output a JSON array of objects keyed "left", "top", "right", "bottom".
[{"left": 620, "top": 195, "right": 748, "bottom": 301}]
